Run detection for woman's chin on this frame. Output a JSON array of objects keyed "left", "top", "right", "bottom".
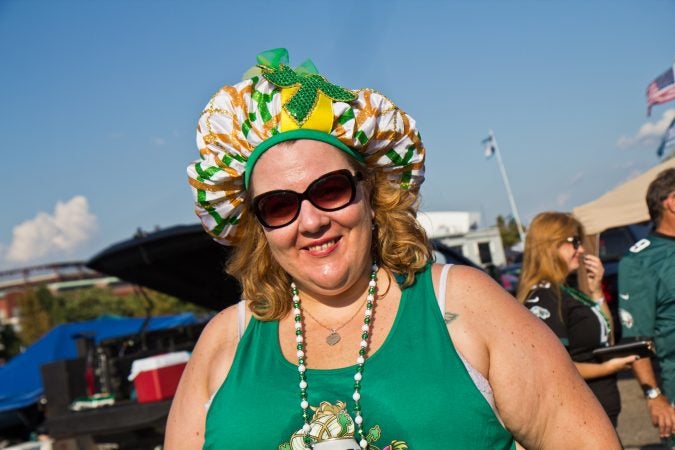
[
  {"left": 305, "top": 274, "right": 351, "bottom": 295},
  {"left": 300, "top": 268, "right": 369, "bottom": 298}
]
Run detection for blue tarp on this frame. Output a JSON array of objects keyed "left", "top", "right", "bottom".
[{"left": 0, "top": 313, "right": 198, "bottom": 413}]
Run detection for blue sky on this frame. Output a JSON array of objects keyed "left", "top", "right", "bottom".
[{"left": 1, "top": 0, "right": 674, "bottom": 270}]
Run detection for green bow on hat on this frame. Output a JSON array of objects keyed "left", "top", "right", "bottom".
[{"left": 248, "top": 48, "right": 357, "bottom": 127}]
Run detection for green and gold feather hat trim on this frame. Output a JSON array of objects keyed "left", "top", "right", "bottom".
[{"left": 187, "top": 48, "right": 425, "bottom": 244}]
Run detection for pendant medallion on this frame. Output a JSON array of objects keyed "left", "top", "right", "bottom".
[{"left": 326, "top": 331, "right": 341, "bottom": 346}]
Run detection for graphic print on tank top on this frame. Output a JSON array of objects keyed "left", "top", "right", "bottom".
[{"left": 278, "top": 401, "right": 408, "bottom": 450}]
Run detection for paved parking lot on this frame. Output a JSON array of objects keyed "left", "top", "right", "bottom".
[{"left": 617, "top": 372, "right": 673, "bottom": 449}]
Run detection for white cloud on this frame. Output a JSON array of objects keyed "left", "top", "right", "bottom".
[
  {"left": 152, "top": 137, "right": 166, "bottom": 147},
  {"left": 617, "top": 109, "right": 675, "bottom": 149},
  {"left": 557, "top": 192, "right": 571, "bottom": 208},
  {"left": 569, "top": 171, "right": 584, "bottom": 185},
  {"left": 5, "top": 196, "right": 98, "bottom": 264}
]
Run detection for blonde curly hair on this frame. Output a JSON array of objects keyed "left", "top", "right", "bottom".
[{"left": 226, "top": 158, "right": 432, "bottom": 321}]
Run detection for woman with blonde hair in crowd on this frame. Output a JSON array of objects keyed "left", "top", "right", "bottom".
[{"left": 518, "top": 211, "right": 638, "bottom": 427}]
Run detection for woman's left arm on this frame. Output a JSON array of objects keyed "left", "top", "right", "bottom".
[{"left": 441, "top": 265, "right": 620, "bottom": 450}]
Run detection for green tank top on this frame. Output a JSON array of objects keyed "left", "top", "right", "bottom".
[{"left": 204, "top": 265, "right": 515, "bottom": 449}]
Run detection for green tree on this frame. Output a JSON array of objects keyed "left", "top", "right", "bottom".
[
  {"left": 52, "top": 287, "right": 206, "bottom": 322},
  {"left": 17, "top": 285, "right": 207, "bottom": 346},
  {"left": 496, "top": 215, "right": 525, "bottom": 250},
  {"left": 17, "top": 287, "right": 53, "bottom": 345},
  {"left": 0, "top": 322, "right": 21, "bottom": 362}
]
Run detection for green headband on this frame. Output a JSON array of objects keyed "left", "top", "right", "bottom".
[{"left": 243, "top": 129, "right": 365, "bottom": 189}]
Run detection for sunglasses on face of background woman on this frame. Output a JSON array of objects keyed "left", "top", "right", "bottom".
[
  {"left": 565, "top": 236, "right": 582, "bottom": 250},
  {"left": 252, "top": 169, "right": 363, "bottom": 229}
]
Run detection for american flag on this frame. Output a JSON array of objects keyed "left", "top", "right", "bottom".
[{"left": 647, "top": 65, "right": 675, "bottom": 116}]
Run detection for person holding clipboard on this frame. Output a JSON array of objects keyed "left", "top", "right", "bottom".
[{"left": 517, "top": 212, "right": 638, "bottom": 427}]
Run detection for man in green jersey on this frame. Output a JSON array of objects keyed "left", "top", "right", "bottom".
[{"left": 619, "top": 167, "right": 675, "bottom": 442}]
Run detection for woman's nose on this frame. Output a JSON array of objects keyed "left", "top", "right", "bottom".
[{"left": 297, "top": 200, "right": 330, "bottom": 233}]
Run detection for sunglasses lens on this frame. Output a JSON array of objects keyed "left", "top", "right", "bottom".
[
  {"left": 256, "top": 192, "right": 299, "bottom": 228},
  {"left": 566, "top": 236, "right": 581, "bottom": 249},
  {"left": 253, "top": 170, "right": 359, "bottom": 229},
  {"left": 307, "top": 173, "right": 355, "bottom": 210}
]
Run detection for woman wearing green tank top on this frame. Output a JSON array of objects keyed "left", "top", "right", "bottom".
[{"left": 166, "top": 48, "right": 620, "bottom": 450}]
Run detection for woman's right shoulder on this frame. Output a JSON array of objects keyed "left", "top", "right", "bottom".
[
  {"left": 522, "top": 283, "right": 562, "bottom": 323},
  {"left": 198, "top": 304, "right": 241, "bottom": 349},
  {"left": 524, "top": 282, "right": 554, "bottom": 300},
  {"left": 165, "top": 304, "right": 246, "bottom": 449},
  {"left": 190, "top": 303, "right": 248, "bottom": 395}
]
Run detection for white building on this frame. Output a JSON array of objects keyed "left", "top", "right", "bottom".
[{"left": 417, "top": 211, "right": 507, "bottom": 268}]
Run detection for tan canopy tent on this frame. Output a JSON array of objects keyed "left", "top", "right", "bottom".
[
  {"left": 571, "top": 158, "right": 674, "bottom": 293},
  {"left": 573, "top": 158, "right": 675, "bottom": 235}
]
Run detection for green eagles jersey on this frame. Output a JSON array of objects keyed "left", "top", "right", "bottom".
[{"left": 618, "top": 232, "right": 675, "bottom": 400}]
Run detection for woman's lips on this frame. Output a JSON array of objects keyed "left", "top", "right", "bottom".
[{"left": 303, "top": 237, "right": 340, "bottom": 255}]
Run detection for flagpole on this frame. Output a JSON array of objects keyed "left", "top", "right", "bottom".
[{"left": 489, "top": 129, "right": 526, "bottom": 243}]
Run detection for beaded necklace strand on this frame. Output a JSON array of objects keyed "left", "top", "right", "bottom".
[
  {"left": 291, "top": 264, "right": 378, "bottom": 450},
  {"left": 560, "top": 284, "right": 612, "bottom": 334}
]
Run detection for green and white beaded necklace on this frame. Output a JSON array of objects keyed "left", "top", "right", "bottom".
[
  {"left": 560, "top": 284, "right": 612, "bottom": 334},
  {"left": 291, "top": 263, "right": 378, "bottom": 450}
]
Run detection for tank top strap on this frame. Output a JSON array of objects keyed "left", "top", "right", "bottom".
[
  {"left": 237, "top": 299, "right": 246, "bottom": 339},
  {"left": 437, "top": 263, "right": 454, "bottom": 312}
]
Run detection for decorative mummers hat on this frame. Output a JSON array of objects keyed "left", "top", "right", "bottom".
[{"left": 187, "top": 48, "right": 426, "bottom": 244}]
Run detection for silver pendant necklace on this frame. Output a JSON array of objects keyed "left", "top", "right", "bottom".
[
  {"left": 301, "top": 297, "right": 368, "bottom": 346},
  {"left": 326, "top": 331, "right": 341, "bottom": 346},
  {"left": 291, "top": 264, "right": 378, "bottom": 450}
]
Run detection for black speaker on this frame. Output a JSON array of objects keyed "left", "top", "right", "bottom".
[{"left": 41, "top": 358, "right": 87, "bottom": 417}]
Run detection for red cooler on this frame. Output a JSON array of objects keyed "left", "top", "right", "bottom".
[{"left": 128, "top": 351, "right": 190, "bottom": 403}]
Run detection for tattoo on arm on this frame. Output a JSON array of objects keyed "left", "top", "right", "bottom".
[{"left": 444, "top": 312, "right": 459, "bottom": 324}]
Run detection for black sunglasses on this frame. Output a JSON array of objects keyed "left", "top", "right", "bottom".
[
  {"left": 565, "top": 236, "right": 582, "bottom": 250},
  {"left": 252, "top": 169, "right": 363, "bottom": 229}
]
